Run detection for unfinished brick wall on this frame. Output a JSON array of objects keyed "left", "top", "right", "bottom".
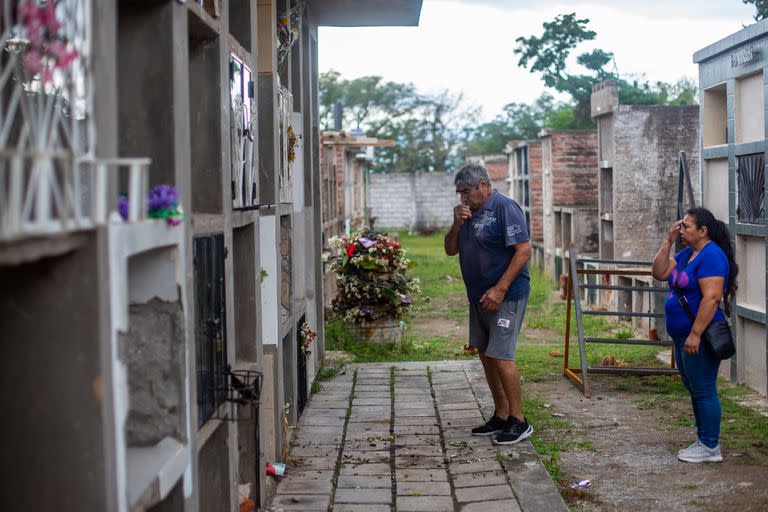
[
  {"left": 550, "top": 131, "right": 598, "bottom": 208},
  {"left": 528, "top": 141, "right": 543, "bottom": 242},
  {"left": 540, "top": 129, "right": 599, "bottom": 273}
]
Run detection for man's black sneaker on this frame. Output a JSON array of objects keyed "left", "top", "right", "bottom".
[
  {"left": 471, "top": 415, "right": 507, "bottom": 436},
  {"left": 493, "top": 417, "right": 534, "bottom": 445}
]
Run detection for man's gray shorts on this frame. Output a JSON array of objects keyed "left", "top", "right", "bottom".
[{"left": 469, "top": 296, "right": 528, "bottom": 361}]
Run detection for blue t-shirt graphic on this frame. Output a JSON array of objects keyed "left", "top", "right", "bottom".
[
  {"left": 664, "top": 242, "right": 729, "bottom": 338},
  {"left": 458, "top": 191, "right": 530, "bottom": 303}
]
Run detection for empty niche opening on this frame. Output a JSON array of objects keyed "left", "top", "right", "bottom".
[
  {"left": 617, "top": 276, "right": 633, "bottom": 322},
  {"left": 188, "top": 29, "right": 223, "bottom": 214},
  {"left": 120, "top": 246, "right": 184, "bottom": 447},
  {"left": 736, "top": 234, "right": 766, "bottom": 309},
  {"left": 280, "top": 214, "right": 292, "bottom": 324},
  {"left": 703, "top": 158, "right": 729, "bottom": 221},
  {"left": 735, "top": 72, "right": 765, "bottom": 145},
  {"left": 600, "top": 220, "right": 614, "bottom": 260},
  {"left": 631, "top": 280, "right": 648, "bottom": 331},
  {"left": 600, "top": 168, "right": 613, "bottom": 215},
  {"left": 233, "top": 224, "right": 258, "bottom": 361},
  {"left": 229, "top": 0, "right": 252, "bottom": 52},
  {"left": 736, "top": 316, "right": 768, "bottom": 396},
  {"left": 703, "top": 83, "right": 727, "bottom": 147},
  {"left": 562, "top": 212, "right": 572, "bottom": 251},
  {"left": 554, "top": 211, "right": 563, "bottom": 248}
]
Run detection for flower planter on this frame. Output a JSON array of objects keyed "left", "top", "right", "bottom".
[{"left": 349, "top": 317, "right": 405, "bottom": 344}]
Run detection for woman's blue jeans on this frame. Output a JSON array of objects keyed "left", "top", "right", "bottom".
[{"left": 673, "top": 336, "right": 722, "bottom": 448}]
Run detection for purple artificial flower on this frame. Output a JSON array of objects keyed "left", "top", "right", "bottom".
[
  {"left": 360, "top": 305, "right": 373, "bottom": 319},
  {"left": 359, "top": 236, "right": 376, "bottom": 249},
  {"left": 402, "top": 295, "right": 412, "bottom": 305},
  {"left": 118, "top": 196, "right": 129, "bottom": 221},
  {"left": 147, "top": 184, "right": 178, "bottom": 211}
]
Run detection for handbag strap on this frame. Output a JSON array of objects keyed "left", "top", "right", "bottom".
[
  {"left": 673, "top": 250, "right": 697, "bottom": 324},
  {"left": 672, "top": 248, "right": 727, "bottom": 325}
]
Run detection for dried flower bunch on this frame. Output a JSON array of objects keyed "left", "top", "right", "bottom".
[
  {"left": 276, "top": 2, "right": 304, "bottom": 64},
  {"left": 16, "top": 1, "right": 78, "bottom": 83},
  {"left": 287, "top": 126, "right": 301, "bottom": 163},
  {"left": 328, "top": 228, "right": 420, "bottom": 325},
  {"left": 300, "top": 322, "right": 316, "bottom": 355}
]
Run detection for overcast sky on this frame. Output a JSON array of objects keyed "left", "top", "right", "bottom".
[{"left": 318, "top": 0, "right": 757, "bottom": 121}]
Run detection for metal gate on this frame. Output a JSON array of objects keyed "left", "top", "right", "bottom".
[{"left": 193, "top": 233, "right": 228, "bottom": 427}]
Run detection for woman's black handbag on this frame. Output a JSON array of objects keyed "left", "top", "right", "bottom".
[{"left": 673, "top": 286, "right": 736, "bottom": 360}]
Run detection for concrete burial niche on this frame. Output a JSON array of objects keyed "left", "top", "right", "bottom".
[
  {"left": 119, "top": 245, "right": 188, "bottom": 510},
  {"left": 120, "top": 247, "right": 185, "bottom": 447}
]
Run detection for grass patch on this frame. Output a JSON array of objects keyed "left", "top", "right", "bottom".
[
  {"left": 522, "top": 395, "right": 594, "bottom": 486},
  {"left": 398, "top": 231, "right": 466, "bottom": 319},
  {"left": 326, "top": 318, "right": 475, "bottom": 363}
]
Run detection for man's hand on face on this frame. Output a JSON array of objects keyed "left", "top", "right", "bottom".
[
  {"left": 479, "top": 286, "right": 504, "bottom": 312},
  {"left": 453, "top": 204, "right": 471, "bottom": 227}
]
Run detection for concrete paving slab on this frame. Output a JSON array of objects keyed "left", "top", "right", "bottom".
[
  {"left": 271, "top": 362, "right": 568, "bottom": 512},
  {"left": 395, "top": 455, "right": 446, "bottom": 468},
  {"left": 336, "top": 475, "right": 391, "bottom": 489},
  {"left": 339, "top": 463, "right": 391, "bottom": 476},
  {"left": 461, "top": 499, "right": 522, "bottom": 512},
  {"left": 290, "top": 457, "right": 338, "bottom": 471},
  {"left": 455, "top": 484, "right": 515, "bottom": 503},
  {"left": 333, "top": 505, "right": 391, "bottom": 512},
  {"left": 396, "top": 480, "right": 452, "bottom": 496},
  {"left": 269, "top": 494, "right": 330, "bottom": 511},
  {"left": 396, "top": 495, "right": 454, "bottom": 511},
  {"left": 396, "top": 468, "right": 450, "bottom": 482},
  {"left": 451, "top": 471, "right": 508, "bottom": 488},
  {"left": 272, "top": 478, "right": 333, "bottom": 495},
  {"left": 334, "top": 487, "right": 392, "bottom": 504},
  {"left": 341, "top": 450, "right": 390, "bottom": 464}
]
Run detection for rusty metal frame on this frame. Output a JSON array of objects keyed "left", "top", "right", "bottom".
[{"left": 563, "top": 249, "right": 678, "bottom": 397}]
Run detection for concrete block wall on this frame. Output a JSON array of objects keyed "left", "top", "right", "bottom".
[
  {"left": 612, "top": 105, "right": 700, "bottom": 261},
  {"left": 369, "top": 172, "right": 458, "bottom": 230}
]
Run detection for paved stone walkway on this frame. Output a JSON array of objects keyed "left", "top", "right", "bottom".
[{"left": 269, "top": 361, "right": 567, "bottom": 512}]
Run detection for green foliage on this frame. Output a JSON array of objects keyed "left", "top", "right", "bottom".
[
  {"left": 460, "top": 94, "right": 584, "bottom": 155},
  {"left": 319, "top": 71, "right": 476, "bottom": 173},
  {"left": 513, "top": 12, "right": 698, "bottom": 128},
  {"left": 744, "top": 0, "right": 768, "bottom": 21}
]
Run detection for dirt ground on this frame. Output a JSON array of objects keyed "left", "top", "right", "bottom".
[
  {"left": 407, "top": 298, "right": 768, "bottom": 511},
  {"left": 530, "top": 373, "right": 768, "bottom": 511}
]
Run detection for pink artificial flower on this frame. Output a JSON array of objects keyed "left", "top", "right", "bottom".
[
  {"left": 23, "top": 50, "right": 43, "bottom": 74},
  {"left": 48, "top": 40, "right": 65, "bottom": 58}
]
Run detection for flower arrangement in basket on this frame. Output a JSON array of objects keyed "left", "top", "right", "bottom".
[{"left": 328, "top": 229, "right": 420, "bottom": 325}]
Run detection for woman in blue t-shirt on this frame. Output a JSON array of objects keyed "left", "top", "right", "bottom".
[{"left": 651, "top": 207, "right": 738, "bottom": 463}]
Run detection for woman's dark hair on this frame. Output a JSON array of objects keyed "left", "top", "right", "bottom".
[{"left": 686, "top": 207, "right": 739, "bottom": 315}]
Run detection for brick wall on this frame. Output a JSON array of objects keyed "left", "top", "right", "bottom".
[
  {"left": 528, "top": 141, "right": 543, "bottom": 242},
  {"left": 550, "top": 131, "right": 598, "bottom": 208}
]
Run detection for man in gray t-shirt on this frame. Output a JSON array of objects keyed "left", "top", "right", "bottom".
[{"left": 444, "top": 163, "right": 534, "bottom": 445}]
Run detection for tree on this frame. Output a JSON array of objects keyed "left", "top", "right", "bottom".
[
  {"left": 319, "top": 70, "right": 477, "bottom": 173},
  {"left": 319, "top": 71, "right": 417, "bottom": 131},
  {"left": 514, "top": 13, "right": 697, "bottom": 126},
  {"left": 743, "top": 0, "right": 768, "bottom": 21}
]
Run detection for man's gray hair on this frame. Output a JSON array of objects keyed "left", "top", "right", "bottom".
[{"left": 454, "top": 163, "right": 490, "bottom": 187}]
